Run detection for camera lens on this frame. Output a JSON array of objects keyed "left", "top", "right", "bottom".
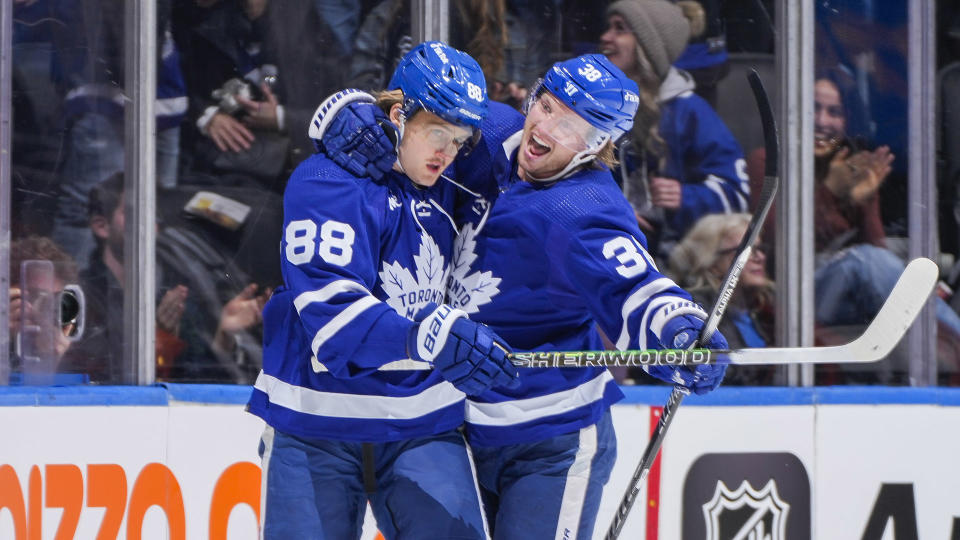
[{"left": 60, "top": 290, "right": 80, "bottom": 325}]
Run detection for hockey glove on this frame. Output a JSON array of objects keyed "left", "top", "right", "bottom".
[
  {"left": 647, "top": 313, "right": 729, "bottom": 395},
  {"left": 308, "top": 89, "right": 397, "bottom": 181},
  {"left": 407, "top": 304, "right": 520, "bottom": 396}
]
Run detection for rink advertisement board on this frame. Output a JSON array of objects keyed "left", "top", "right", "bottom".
[{"left": 2, "top": 385, "right": 960, "bottom": 539}]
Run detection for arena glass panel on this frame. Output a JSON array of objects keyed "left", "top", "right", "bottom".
[
  {"left": 6, "top": 0, "right": 144, "bottom": 385},
  {"left": 812, "top": 0, "right": 954, "bottom": 386}
]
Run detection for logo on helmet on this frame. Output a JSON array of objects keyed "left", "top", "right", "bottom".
[
  {"left": 564, "top": 81, "right": 579, "bottom": 96},
  {"left": 430, "top": 42, "right": 449, "bottom": 64},
  {"left": 458, "top": 108, "right": 481, "bottom": 121},
  {"left": 624, "top": 92, "right": 639, "bottom": 103}
]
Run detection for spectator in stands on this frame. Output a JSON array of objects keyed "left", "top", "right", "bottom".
[
  {"left": 172, "top": 0, "right": 291, "bottom": 190},
  {"left": 672, "top": 0, "right": 730, "bottom": 108},
  {"left": 600, "top": 0, "right": 750, "bottom": 259},
  {"left": 348, "top": 0, "right": 507, "bottom": 100},
  {"left": 11, "top": 0, "right": 64, "bottom": 239},
  {"left": 59, "top": 173, "right": 270, "bottom": 384},
  {"left": 8, "top": 236, "right": 81, "bottom": 380},
  {"left": 746, "top": 69, "right": 960, "bottom": 382},
  {"left": 257, "top": 1, "right": 358, "bottom": 170},
  {"left": 668, "top": 213, "right": 776, "bottom": 385},
  {"left": 50, "top": 0, "right": 187, "bottom": 268}
]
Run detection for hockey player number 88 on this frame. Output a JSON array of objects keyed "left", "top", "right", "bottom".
[
  {"left": 285, "top": 219, "right": 356, "bottom": 266},
  {"left": 602, "top": 236, "right": 650, "bottom": 278}
]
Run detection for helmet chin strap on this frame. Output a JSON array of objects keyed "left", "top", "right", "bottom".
[
  {"left": 393, "top": 113, "right": 408, "bottom": 176},
  {"left": 526, "top": 151, "right": 596, "bottom": 183}
]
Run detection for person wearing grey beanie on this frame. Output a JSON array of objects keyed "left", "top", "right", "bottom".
[
  {"left": 599, "top": 0, "right": 751, "bottom": 261},
  {"left": 605, "top": 0, "right": 692, "bottom": 81}
]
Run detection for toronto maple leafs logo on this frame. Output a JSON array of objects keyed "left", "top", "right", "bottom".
[
  {"left": 702, "top": 480, "right": 790, "bottom": 540},
  {"left": 446, "top": 222, "right": 501, "bottom": 314},
  {"left": 379, "top": 231, "right": 447, "bottom": 319}
]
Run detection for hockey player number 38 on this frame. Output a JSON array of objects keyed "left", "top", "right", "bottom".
[
  {"left": 602, "top": 236, "right": 651, "bottom": 278},
  {"left": 284, "top": 219, "right": 356, "bottom": 266}
]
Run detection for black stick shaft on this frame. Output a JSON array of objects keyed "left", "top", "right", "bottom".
[{"left": 604, "top": 70, "right": 779, "bottom": 540}]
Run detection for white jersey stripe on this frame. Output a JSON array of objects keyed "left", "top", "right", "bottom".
[
  {"left": 462, "top": 435, "right": 492, "bottom": 539},
  {"left": 648, "top": 300, "right": 709, "bottom": 342},
  {"left": 310, "top": 358, "right": 432, "bottom": 373},
  {"left": 615, "top": 277, "right": 677, "bottom": 350},
  {"left": 310, "top": 296, "right": 380, "bottom": 356},
  {"left": 466, "top": 371, "right": 613, "bottom": 426},
  {"left": 155, "top": 96, "right": 188, "bottom": 116},
  {"left": 294, "top": 280, "right": 370, "bottom": 314},
  {"left": 254, "top": 373, "right": 465, "bottom": 420},
  {"left": 634, "top": 296, "right": 674, "bottom": 350},
  {"left": 258, "top": 426, "right": 275, "bottom": 540},
  {"left": 704, "top": 175, "right": 733, "bottom": 213},
  {"left": 554, "top": 423, "right": 598, "bottom": 540}
]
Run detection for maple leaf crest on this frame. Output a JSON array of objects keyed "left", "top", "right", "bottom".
[
  {"left": 447, "top": 222, "right": 501, "bottom": 314},
  {"left": 378, "top": 231, "right": 448, "bottom": 319}
]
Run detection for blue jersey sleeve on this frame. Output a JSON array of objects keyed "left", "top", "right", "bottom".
[
  {"left": 276, "top": 155, "right": 414, "bottom": 377},
  {"left": 552, "top": 178, "right": 708, "bottom": 351},
  {"left": 454, "top": 101, "right": 525, "bottom": 196},
  {"left": 660, "top": 95, "right": 750, "bottom": 235}
]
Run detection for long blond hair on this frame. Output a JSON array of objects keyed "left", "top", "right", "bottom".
[
  {"left": 629, "top": 48, "right": 667, "bottom": 167},
  {"left": 668, "top": 214, "right": 773, "bottom": 306},
  {"left": 626, "top": 1, "right": 704, "bottom": 168}
]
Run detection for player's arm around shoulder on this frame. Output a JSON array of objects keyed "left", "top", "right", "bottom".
[{"left": 451, "top": 100, "right": 526, "bottom": 195}]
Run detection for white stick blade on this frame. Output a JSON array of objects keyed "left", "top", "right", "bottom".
[{"left": 731, "top": 257, "right": 938, "bottom": 365}]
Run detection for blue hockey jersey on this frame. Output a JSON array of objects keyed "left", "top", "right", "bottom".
[
  {"left": 452, "top": 103, "right": 703, "bottom": 447},
  {"left": 617, "top": 68, "right": 749, "bottom": 252},
  {"left": 657, "top": 68, "right": 749, "bottom": 236},
  {"left": 247, "top": 152, "right": 466, "bottom": 442}
]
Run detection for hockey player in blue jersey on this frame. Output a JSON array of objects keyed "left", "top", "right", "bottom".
[
  {"left": 316, "top": 54, "right": 730, "bottom": 540},
  {"left": 247, "top": 42, "right": 519, "bottom": 539}
]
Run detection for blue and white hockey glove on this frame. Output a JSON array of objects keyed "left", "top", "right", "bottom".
[
  {"left": 308, "top": 89, "right": 397, "bottom": 181},
  {"left": 407, "top": 304, "right": 520, "bottom": 396},
  {"left": 647, "top": 313, "right": 729, "bottom": 395}
]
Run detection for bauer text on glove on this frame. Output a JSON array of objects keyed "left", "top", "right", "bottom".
[{"left": 407, "top": 304, "right": 520, "bottom": 396}]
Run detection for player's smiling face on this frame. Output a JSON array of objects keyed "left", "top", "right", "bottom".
[
  {"left": 393, "top": 108, "right": 472, "bottom": 187},
  {"left": 518, "top": 92, "right": 588, "bottom": 181}
]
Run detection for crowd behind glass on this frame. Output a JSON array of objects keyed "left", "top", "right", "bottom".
[{"left": 6, "top": 0, "right": 960, "bottom": 387}]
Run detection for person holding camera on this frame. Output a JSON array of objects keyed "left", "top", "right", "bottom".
[
  {"left": 171, "top": 0, "right": 289, "bottom": 188},
  {"left": 7, "top": 236, "right": 82, "bottom": 383}
]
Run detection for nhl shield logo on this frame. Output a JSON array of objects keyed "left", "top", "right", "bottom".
[{"left": 702, "top": 480, "right": 790, "bottom": 540}]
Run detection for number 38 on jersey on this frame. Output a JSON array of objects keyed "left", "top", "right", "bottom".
[
  {"left": 285, "top": 219, "right": 356, "bottom": 266},
  {"left": 602, "top": 236, "right": 652, "bottom": 278}
]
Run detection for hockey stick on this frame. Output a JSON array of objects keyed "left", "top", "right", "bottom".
[
  {"left": 358, "top": 255, "right": 937, "bottom": 373},
  {"left": 507, "top": 257, "right": 937, "bottom": 367},
  {"left": 603, "top": 70, "right": 779, "bottom": 540}
]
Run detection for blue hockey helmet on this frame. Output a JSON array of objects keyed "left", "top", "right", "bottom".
[
  {"left": 387, "top": 41, "right": 488, "bottom": 131},
  {"left": 538, "top": 54, "right": 639, "bottom": 142}
]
